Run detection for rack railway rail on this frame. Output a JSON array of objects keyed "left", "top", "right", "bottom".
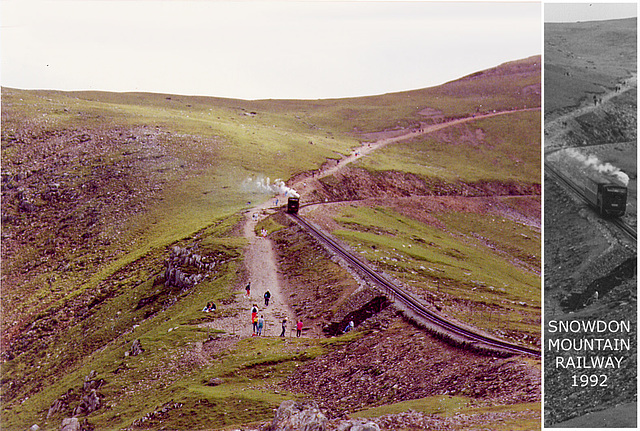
[
  {"left": 545, "top": 162, "right": 637, "bottom": 243},
  {"left": 288, "top": 212, "right": 541, "bottom": 358}
]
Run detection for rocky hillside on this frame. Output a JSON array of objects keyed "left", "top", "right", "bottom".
[{"left": 1, "top": 56, "right": 541, "bottom": 430}]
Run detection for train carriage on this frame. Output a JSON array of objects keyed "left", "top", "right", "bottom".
[
  {"left": 583, "top": 176, "right": 627, "bottom": 217},
  {"left": 287, "top": 197, "right": 300, "bottom": 214}
]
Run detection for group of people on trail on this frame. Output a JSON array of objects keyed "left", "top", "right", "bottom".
[
  {"left": 278, "top": 318, "right": 304, "bottom": 337},
  {"left": 247, "top": 283, "right": 272, "bottom": 308},
  {"left": 245, "top": 282, "right": 306, "bottom": 338}
]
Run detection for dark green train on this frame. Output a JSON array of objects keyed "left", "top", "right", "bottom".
[
  {"left": 287, "top": 197, "right": 300, "bottom": 214},
  {"left": 584, "top": 175, "right": 627, "bottom": 217}
]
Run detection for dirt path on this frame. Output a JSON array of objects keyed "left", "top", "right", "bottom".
[
  {"left": 200, "top": 205, "right": 296, "bottom": 339},
  {"left": 240, "top": 210, "right": 296, "bottom": 337},
  {"left": 545, "top": 73, "right": 637, "bottom": 152},
  {"left": 292, "top": 107, "right": 540, "bottom": 195}
]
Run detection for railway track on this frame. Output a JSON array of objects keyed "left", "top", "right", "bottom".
[
  {"left": 545, "top": 162, "right": 637, "bottom": 242},
  {"left": 288, "top": 212, "right": 541, "bottom": 358}
]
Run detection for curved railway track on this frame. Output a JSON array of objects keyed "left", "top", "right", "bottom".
[
  {"left": 545, "top": 162, "right": 637, "bottom": 242},
  {"left": 288, "top": 212, "right": 541, "bottom": 358}
]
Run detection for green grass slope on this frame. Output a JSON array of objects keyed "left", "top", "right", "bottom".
[
  {"left": 1, "top": 55, "right": 540, "bottom": 430},
  {"left": 331, "top": 205, "right": 540, "bottom": 344},
  {"left": 357, "top": 110, "right": 541, "bottom": 183}
]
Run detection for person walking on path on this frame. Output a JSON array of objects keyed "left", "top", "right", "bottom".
[
  {"left": 246, "top": 283, "right": 251, "bottom": 297},
  {"left": 251, "top": 305, "right": 258, "bottom": 334},
  {"left": 264, "top": 290, "right": 271, "bottom": 307},
  {"left": 257, "top": 315, "right": 264, "bottom": 336},
  {"left": 296, "top": 320, "right": 303, "bottom": 338},
  {"left": 280, "top": 318, "right": 288, "bottom": 337}
]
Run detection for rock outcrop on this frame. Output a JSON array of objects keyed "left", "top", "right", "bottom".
[
  {"left": 47, "top": 371, "right": 104, "bottom": 420},
  {"left": 267, "top": 400, "right": 328, "bottom": 431},
  {"left": 163, "top": 245, "right": 214, "bottom": 290},
  {"left": 129, "top": 339, "right": 144, "bottom": 356}
]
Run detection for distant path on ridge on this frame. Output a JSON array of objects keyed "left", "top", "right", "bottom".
[
  {"left": 545, "top": 73, "right": 636, "bottom": 152},
  {"left": 292, "top": 106, "right": 541, "bottom": 194}
]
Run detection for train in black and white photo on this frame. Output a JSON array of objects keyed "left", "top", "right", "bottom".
[{"left": 583, "top": 173, "right": 628, "bottom": 217}]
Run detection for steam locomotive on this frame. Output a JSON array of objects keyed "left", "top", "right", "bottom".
[
  {"left": 287, "top": 197, "right": 300, "bottom": 214},
  {"left": 583, "top": 175, "right": 627, "bottom": 217}
]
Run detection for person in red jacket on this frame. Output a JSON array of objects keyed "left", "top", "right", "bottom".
[
  {"left": 296, "top": 320, "right": 303, "bottom": 337},
  {"left": 251, "top": 304, "right": 258, "bottom": 334}
]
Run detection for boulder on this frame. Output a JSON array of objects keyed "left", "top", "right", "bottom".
[
  {"left": 47, "top": 399, "right": 67, "bottom": 418},
  {"left": 60, "top": 417, "right": 80, "bottom": 431},
  {"left": 73, "top": 389, "right": 100, "bottom": 415},
  {"left": 336, "top": 420, "right": 380, "bottom": 431},
  {"left": 206, "top": 378, "right": 224, "bottom": 386},
  {"left": 130, "top": 339, "right": 144, "bottom": 356},
  {"left": 269, "top": 400, "right": 327, "bottom": 431}
]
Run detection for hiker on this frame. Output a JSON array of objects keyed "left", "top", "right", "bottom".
[
  {"left": 246, "top": 283, "right": 251, "bottom": 297},
  {"left": 296, "top": 320, "right": 303, "bottom": 338},
  {"left": 257, "top": 315, "right": 264, "bottom": 336},
  {"left": 251, "top": 305, "right": 258, "bottom": 334},
  {"left": 344, "top": 320, "right": 354, "bottom": 333},
  {"left": 264, "top": 290, "right": 271, "bottom": 307},
  {"left": 280, "top": 318, "right": 287, "bottom": 337},
  {"left": 202, "top": 302, "right": 216, "bottom": 312}
]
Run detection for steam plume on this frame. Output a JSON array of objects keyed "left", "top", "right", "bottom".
[
  {"left": 242, "top": 176, "right": 300, "bottom": 198},
  {"left": 563, "top": 148, "right": 629, "bottom": 186}
]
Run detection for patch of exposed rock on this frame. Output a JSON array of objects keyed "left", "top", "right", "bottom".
[
  {"left": 308, "top": 168, "right": 540, "bottom": 204},
  {"left": 265, "top": 400, "right": 328, "bottom": 431},
  {"left": 281, "top": 318, "right": 540, "bottom": 417},
  {"left": 47, "top": 371, "right": 104, "bottom": 420}
]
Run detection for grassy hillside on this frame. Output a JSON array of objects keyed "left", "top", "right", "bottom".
[
  {"left": 545, "top": 18, "right": 636, "bottom": 115},
  {"left": 356, "top": 110, "right": 540, "bottom": 183},
  {"left": 1, "top": 56, "right": 540, "bottom": 430},
  {"left": 331, "top": 205, "right": 540, "bottom": 341}
]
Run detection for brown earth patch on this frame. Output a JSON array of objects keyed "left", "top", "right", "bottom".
[
  {"left": 304, "top": 167, "right": 539, "bottom": 204},
  {"left": 281, "top": 313, "right": 540, "bottom": 418}
]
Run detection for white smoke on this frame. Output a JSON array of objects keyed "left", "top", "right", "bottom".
[
  {"left": 242, "top": 176, "right": 300, "bottom": 198},
  {"left": 563, "top": 148, "right": 629, "bottom": 186}
]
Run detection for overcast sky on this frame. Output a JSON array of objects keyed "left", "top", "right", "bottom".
[
  {"left": 545, "top": 2, "right": 637, "bottom": 23},
  {"left": 1, "top": 1, "right": 541, "bottom": 100}
]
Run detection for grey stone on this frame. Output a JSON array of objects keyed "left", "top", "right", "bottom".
[
  {"left": 335, "top": 419, "right": 381, "bottom": 431},
  {"left": 73, "top": 389, "right": 100, "bottom": 416},
  {"left": 130, "top": 339, "right": 144, "bottom": 356},
  {"left": 206, "top": 378, "right": 224, "bottom": 386},
  {"left": 269, "top": 400, "right": 327, "bottom": 431},
  {"left": 60, "top": 417, "right": 80, "bottom": 431},
  {"left": 47, "top": 398, "right": 67, "bottom": 419}
]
